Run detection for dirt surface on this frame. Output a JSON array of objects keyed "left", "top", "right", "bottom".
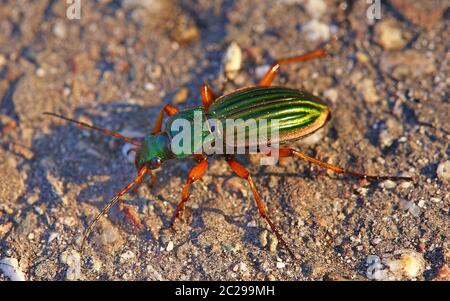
[{"left": 0, "top": 0, "right": 449, "bottom": 281}]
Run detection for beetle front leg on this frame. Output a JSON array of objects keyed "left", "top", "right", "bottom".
[
  {"left": 152, "top": 104, "right": 179, "bottom": 134},
  {"left": 266, "top": 148, "right": 413, "bottom": 182},
  {"left": 80, "top": 166, "right": 148, "bottom": 252},
  {"left": 226, "top": 157, "right": 297, "bottom": 260},
  {"left": 169, "top": 158, "right": 209, "bottom": 229}
]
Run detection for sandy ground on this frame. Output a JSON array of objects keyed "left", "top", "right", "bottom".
[{"left": 0, "top": 0, "right": 449, "bottom": 281}]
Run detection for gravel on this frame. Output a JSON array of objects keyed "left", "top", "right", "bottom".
[{"left": 0, "top": 0, "right": 448, "bottom": 281}]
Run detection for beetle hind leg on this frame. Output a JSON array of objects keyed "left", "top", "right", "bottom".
[
  {"left": 267, "top": 148, "right": 413, "bottom": 182},
  {"left": 226, "top": 157, "right": 297, "bottom": 260},
  {"left": 257, "top": 36, "right": 339, "bottom": 87},
  {"left": 258, "top": 48, "right": 327, "bottom": 87}
]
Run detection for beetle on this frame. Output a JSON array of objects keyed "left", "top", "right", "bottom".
[{"left": 44, "top": 42, "right": 412, "bottom": 260}]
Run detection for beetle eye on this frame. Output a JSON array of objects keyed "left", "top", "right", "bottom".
[{"left": 150, "top": 157, "right": 162, "bottom": 168}]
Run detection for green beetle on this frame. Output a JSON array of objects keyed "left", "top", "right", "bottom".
[{"left": 45, "top": 44, "right": 411, "bottom": 260}]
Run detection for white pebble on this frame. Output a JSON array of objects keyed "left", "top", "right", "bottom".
[
  {"left": 255, "top": 64, "right": 270, "bottom": 79},
  {"left": 0, "top": 257, "right": 26, "bottom": 281},
  {"left": 386, "top": 250, "right": 425, "bottom": 279},
  {"left": 144, "top": 82, "right": 156, "bottom": 91},
  {"left": 399, "top": 181, "right": 413, "bottom": 190},
  {"left": 246, "top": 220, "right": 257, "bottom": 228},
  {"left": 305, "top": 0, "right": 327, "bottom": 19},
  {"left": 0, "top": 54, "right": 6, "bottom": 68},
  {"left": 436, "top": 160, "right": 450, "bottom": 181},
  {"left": 276, "top": 261, "right": 286, "bottom": 269},
  {"left": 53, "top": 21, "right": 67, "bottom": 39},
  {"left": 222, "top": 41, "right": 242, "bottom": 80},
  {"left": 417, "top": 199, "right": 426, "bottom": 208},
  {"left": 324, "top": 88, "right": 338, "bottom": 103},
  {"left": 379, "top": 180, "right": 397, "bottom": 190},
  {"left": 303, "top": 19, "right": 330, "bottom": 41},
  {"left": 372, "top": 238, "right": 382, "bottom": 245},
  {"left": 36, "top": 68, "right": 46, "bottom": 77},
  {"left": 120, "top": 250, "right": 136, "bottom": 261},
  {"left": 60, "top": 250, "right": 81, "bottom": 281},
  {"left": 408, "top": 203, "right": 421, "bottom": 217},
  {"left": 166, "top": 241, "right": 174, "bottom": 252}
]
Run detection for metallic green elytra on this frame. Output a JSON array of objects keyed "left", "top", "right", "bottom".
[
  {"left": 136, "top": 86, "right": 330, "bottom": 166},
  {"left": 208, "top": 86, "right": 331, "bottom": 144}
]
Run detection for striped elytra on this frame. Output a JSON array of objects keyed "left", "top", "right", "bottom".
[{"left": 207, "top": 86, "right": 331, "bottom": 145}]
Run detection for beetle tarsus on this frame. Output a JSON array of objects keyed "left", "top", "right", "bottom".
[
  {"left": 226, "top": 157, "right": 297, "bottom": 261},
  {"left": 269, "top": 148, "right": 413, "bottom": 182}
]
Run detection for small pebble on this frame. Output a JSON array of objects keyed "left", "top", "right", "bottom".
[
  {"left": 374, "top": 19, "right": 406, "bottom": 50},
  {"left": 36, "top": 68, "right": 46, "bottom": 77},
  {"left": 269, "top": 235, "right": 278, "bottom": 253},
  {"left": 246, "top": 220, "right": 257, "bottom": 228},
  {"left": 60, "top": 250, "right": 81, "bottom": 281},
  {"left": 305, "top": 0, "right": 327, "bottom": 19},
  {"left": 0, "top": 257, "right": 26, "bottom": 281},
  {"left": 417, "top": 199, "right": 426, "bottom": 208},
  {"left": 358, "top": 78, "right": 379, "bottom": 104},
  {"left": 47, "top": 232, "right": 58, "bottom": 243},
  {"left": 144, "top": 82, "right": 156, "bottom": 91},
  {"left": 223, "top": 41, "right": 242, "bottom": 80},
  {"left": 53, "top": 21, "right": 67, "bottom": 39},
  {"left": 366, "top": 250, "right": 425, "bottom": 280},
  {"left": 323, "top": 88, "right": 338, "bottom": 103},
  {"left": 259, "top": 230, "right": 268, "bottom": 248},
  {"left": 399, "top": 181, "right": 413, "bottom": 190},
  {"left": 0, "top": 222, "right": 13, "bottom": 238},
  {"left": 372, "top": 238, "right": 382, "bottom": 245},
  {"left": 170, "top": 18, "right": 200, "bottom": 45},
  {"left": 173, "top": 87, "right": 190, "bottom": 104},
  {"left": 408, "top": 203, "right": 421, "bottom": 217},
  {"left": 395, "top": 251, "right": 425, "bottom": 279},
  {"left": 239, "top": 262, "right": 248, "bottom": 272},
  {"left": 0, "top": 54, "right": 6, "bottom": 68},
  {"left": 379, "top": 180, "right": 397, "bottom": 190},
  {"left": 90, "top": 257, "right": 102, "bottom": 272},
  {"left": 166, "top": 241, "right": 174, "bottom": 252},
  {"left": 93, "top": 222, "right": 124, "bottom": 253},
  {"left": 303, "top": 19, "right": 330, "bottom": 41},
  {"left": 120, "top": 250, "right": 136, "bottom": 261},
  {"left": 436, "top": 161, "right": 450, "bottom": 182},
  {"left": 255, "top": 64, "right": 270, "bottom": 79},
  {"left": 276, "top": 261, "right": 286, "bottom": 269}
]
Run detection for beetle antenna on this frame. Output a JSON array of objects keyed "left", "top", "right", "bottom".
[
  {"left": 43, "top": 112, "right": 142, "bottom": 146},
  {"left": 79, "top": 165, "right": 148, "bottom": 253}
]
